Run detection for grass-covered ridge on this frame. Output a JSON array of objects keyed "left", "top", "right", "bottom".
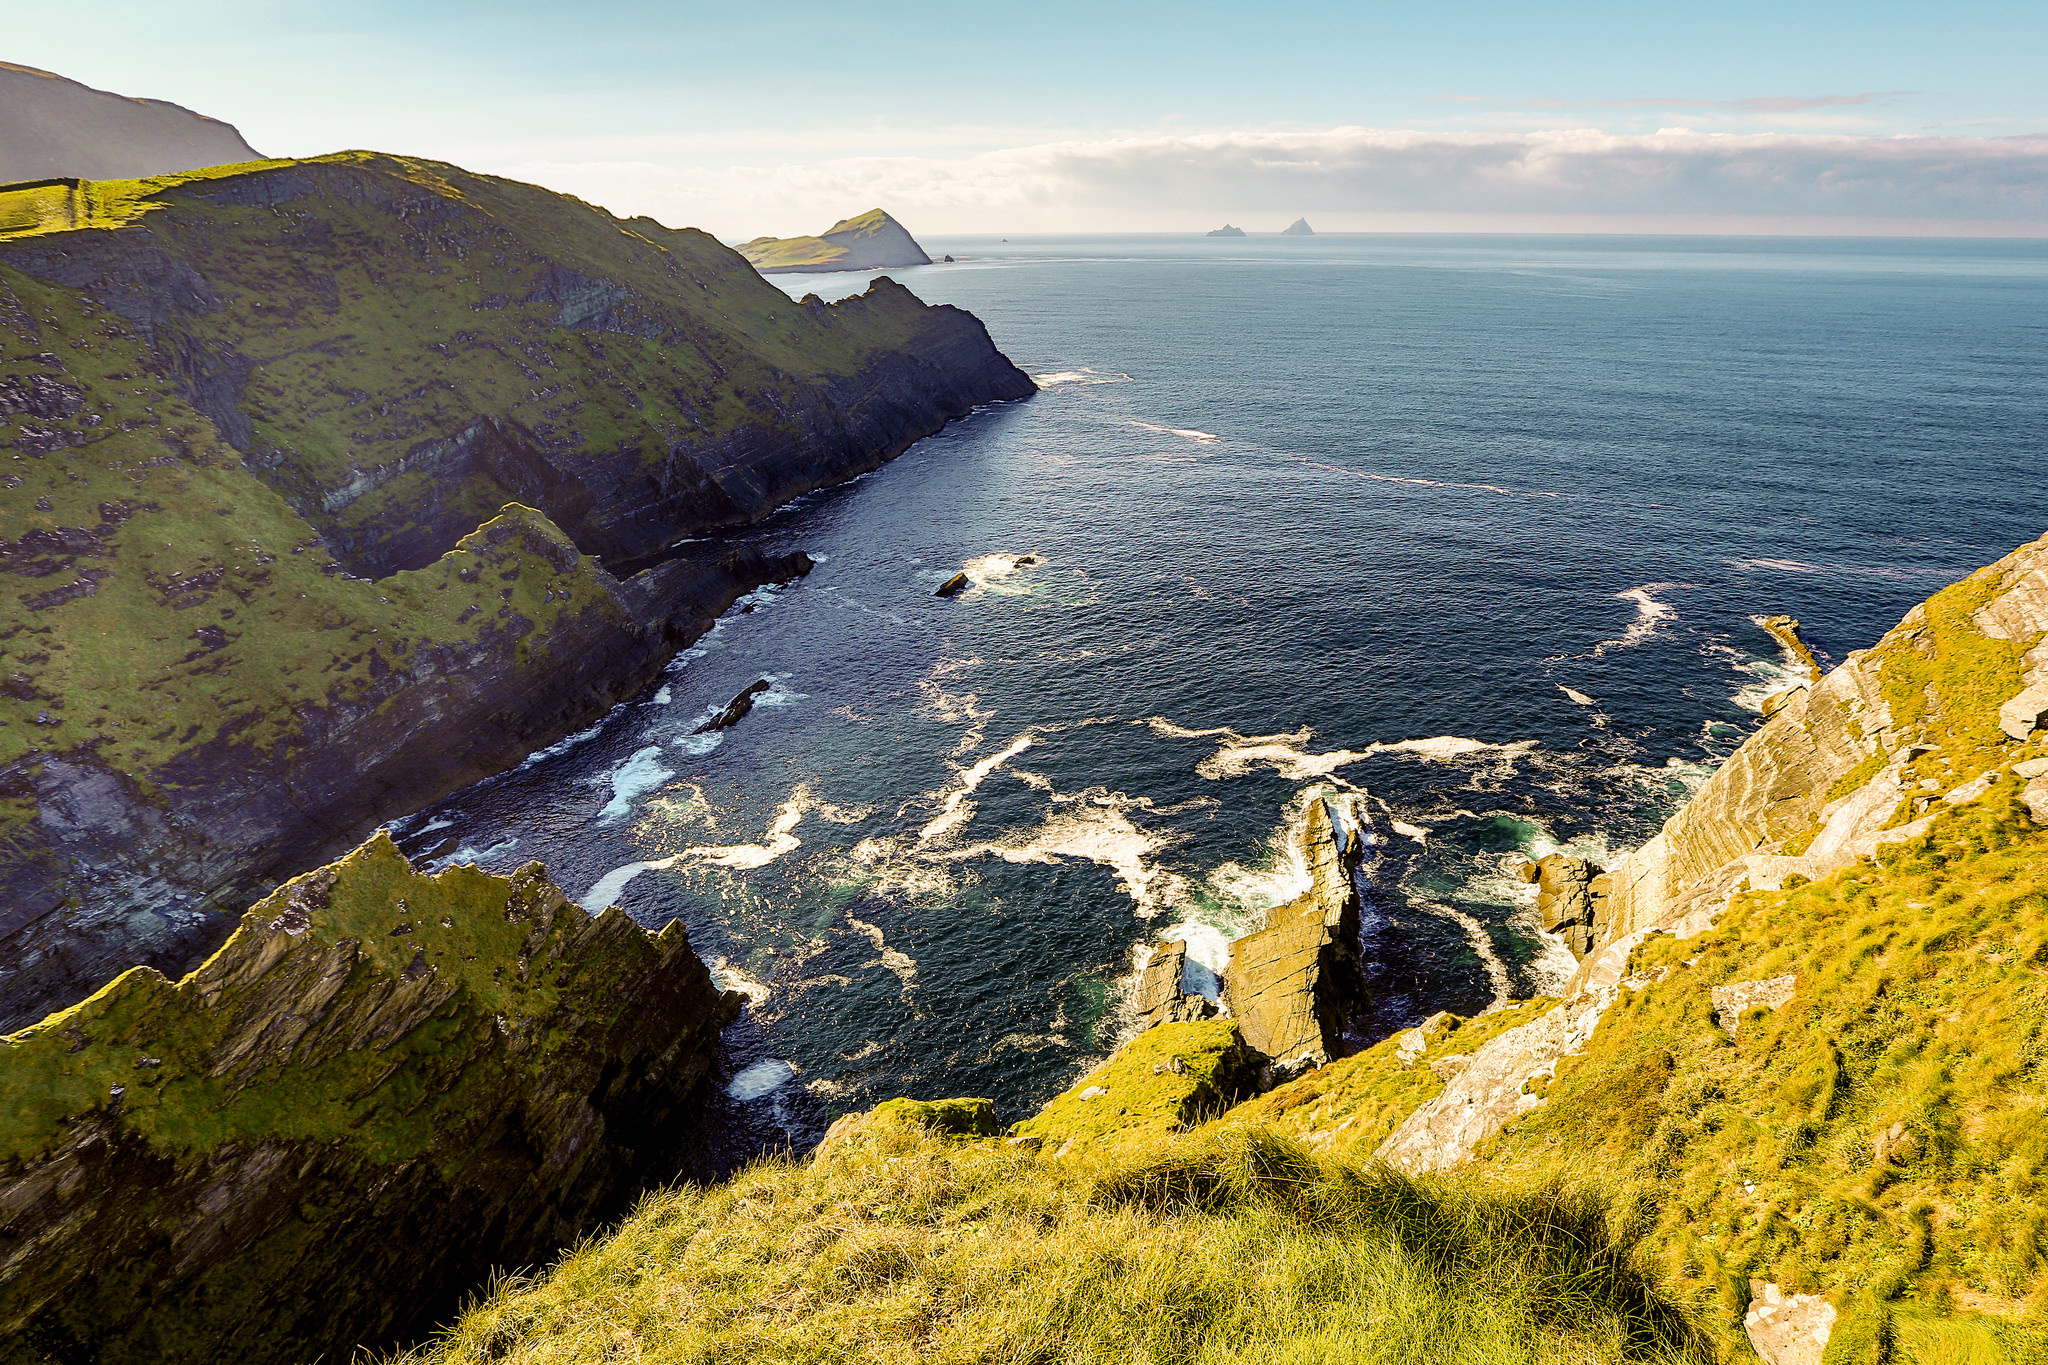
[
  {"left": 1471, "top": 789, "right": 2048, "bottom": 1360},
  {"left": 0, "top": 831, "right": 735, "bottom": 1365},
  {"left": 389, "top": 1120, "right": 1713, "bottom": 1365},
  {"left": 0, "top": 149, "right": 1027, "bottom": 1021}
]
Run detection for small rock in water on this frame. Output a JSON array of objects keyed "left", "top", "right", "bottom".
[
  {"left": 934, "top": 572, "right": 969, "bottom": 597},
  {"left": 695, "top": 679, "right": 773, "bottom": 733}
]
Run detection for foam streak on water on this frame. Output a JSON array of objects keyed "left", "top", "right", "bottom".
[{"left": 389, "top": 233, "right": 2048, "bottom": 1157}]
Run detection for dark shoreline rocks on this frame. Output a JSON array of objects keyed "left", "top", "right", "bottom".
[{"left": 695, "top": 677, "right": 774, "bottom": 733}]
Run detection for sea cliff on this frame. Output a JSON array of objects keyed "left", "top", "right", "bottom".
[
  {"left": 0, "top": 832, "right": 737, "bottom": 1365},
  {"left": 0, "top": 153, "right": 1032, "bottom": 1027}
]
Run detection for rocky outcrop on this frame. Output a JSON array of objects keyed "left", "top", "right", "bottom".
[
  {"left": 0, "top": 63, "right": 261, "bottom": 184},
  {"left": 0, "top": 832, "right": 737, "bottom": 1365},
  {"left": 736, "top": 208, "right": 933, "bottom": 274},
  {"left": 1531, "top": 853, "right": 1612, "bottom": 959},
  {"left": 1206, "top": 225, "right": 1247, "bottom": 237},
  {"left": 1380, "top": 532, "right": 2048, "bottom": 1176},
  {"left": 1281, "top": 218, "right": 1315, "bottom": 236},
  {"left": 1221, "top": 794, "right": 1371, "bottom": 1078},
  {"left": 0, "top": 153, "right": 1030, "bottom": 1028},
  {"left": 1602, "top": 533, "right": 2048, "bottom": 949},
  {"left": 1131, "top": 940, "right": 1216, "bottom": 1029}
]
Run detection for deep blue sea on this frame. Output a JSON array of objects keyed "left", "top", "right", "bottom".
[{"left": 389, "top": 233, "right": 2048, "bottom": 1158}]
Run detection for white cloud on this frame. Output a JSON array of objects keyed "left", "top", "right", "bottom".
[{"left": 494, "top": 125, "right": 2048, "bottom": 238}]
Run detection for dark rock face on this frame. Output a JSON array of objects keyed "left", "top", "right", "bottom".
[
  {"left": 0, "top": 834, "right": 738, "bottom": 1365},
  {"left": 1534, "top": 853, "right": 1612, "bottom": 960},
  {"left": 0, "top": 153, "right": 1030, "bottom": 1029}
]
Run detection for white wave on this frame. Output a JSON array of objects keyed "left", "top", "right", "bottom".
[
  {"left": 672, "top": 732, "right": 725, "bottom": 757},
  {"left": 515, "top": 705, "right": 622, "bottom": 771},
  {"left": 651, "top": 684, "right": 673, "bottom": 704},
  {"left": 595, "top": 745, "right": 675, "bottom": 824},
  {"left": 430, "top": 837, "right": 520, "bottom": 871},
  {"left": 951, "top": 785, "right": 1193, "bottom": 919},
  {"left": 848, "top": 914, "right": 918, "bottom": 988},
  {"left": 920, "top": 732, "right": 1037, "bottom": 843},
  {"left": 1146, "top": 717, "right": 1531, "bottom": 782},
  {"left": 660, "top": 786, "right": 815, "bottom": 869},
  {"left": 727, "top": 1059, "right": 796, "bottom": 1101},
  {"left": 1730, "top": 654, "right": 1811, "bottom": 713},
  {"left": 1033, "top": 368, "right": 1132, "bottom": 387},
  {"left": 1415, "top": 899, "right": 1515, "bottom": 1008},
  {"left": 711, "top": 956, "right": 772, "bottom": 1006},
  {"left": 1593, "top": 585, "right": 1680, "bottom": 656},
  {"left": 581, "top": 861, "right": 653, "bottom": 912},
  {"left": 1558, "top": 685, "right": 1595, "bottom": 706},
  {"left": 1728, "top": 556, "right": 1819, "bottom": 573},
  {"left": 1127, "top": 420, "right": 1220, "bottom": 445}
]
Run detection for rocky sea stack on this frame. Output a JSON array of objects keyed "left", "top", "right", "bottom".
[
  {"left": 0, "top": 832, "right": 738, "bottom": 1365},
  {"left": 0, "top": 153, "right": 1032, "bottom": 1028}
]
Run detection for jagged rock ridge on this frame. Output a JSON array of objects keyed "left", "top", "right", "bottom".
[{"left": 0, "top": 832, "right": 738, "bottom": 1365}]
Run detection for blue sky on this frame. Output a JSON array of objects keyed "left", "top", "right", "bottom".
[{"left": 11, "top": 1, "right": 2047, "bottom": 235}]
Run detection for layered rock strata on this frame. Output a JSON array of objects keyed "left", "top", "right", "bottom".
[
  {"left": 0, "top": 832, "right": 737, "bottom": 1365},
  {"left": 1379, "top": 531, "right": 2048, "bottom": 1176},
  {"left": 1220, "top": 793, "right": 1371, "bottom": 1078},
  {"left": 0, "top": 152, "right": 1031, "bottom": 1026}
]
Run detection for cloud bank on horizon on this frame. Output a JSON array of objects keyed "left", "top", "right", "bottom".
[{"left": 515, "top": 125, "right": 2048, "bottom": 239}]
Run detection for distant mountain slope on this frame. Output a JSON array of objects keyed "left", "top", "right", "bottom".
[
  {"left": 0, "top": 152, "right": 1031, "bottom": 1029},
  {"left": 737, "top": 207, "right": 933, "bottom": 273},
  {"left": 0, "top": 62, "right": 261, "bottom": 182}
]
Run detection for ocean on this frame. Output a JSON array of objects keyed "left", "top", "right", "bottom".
[{"left": 385, "top": 232, "right": 2048, "bottom": 1159}]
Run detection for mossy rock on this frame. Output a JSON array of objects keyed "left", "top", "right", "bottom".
[{"left": 1012, "top": 1018, "right": 1257, "bottom": 1153}]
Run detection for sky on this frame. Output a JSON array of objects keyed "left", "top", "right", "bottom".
[{"left": 10, "top": 0, "right": 2048, "bottom": 237}]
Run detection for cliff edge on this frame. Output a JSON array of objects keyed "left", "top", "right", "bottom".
[
  {"left": 0, "top": 831, "right": 738, "bottom": 1365},
  {"left": 0, "top": 153, "right": 1032, "bottom": 1027}
]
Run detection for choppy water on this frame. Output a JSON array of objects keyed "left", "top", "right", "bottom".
[{"left": 388, "top": 233, "right": 2048, "bottom": 1157}]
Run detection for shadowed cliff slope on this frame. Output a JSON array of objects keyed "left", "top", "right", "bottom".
[
  {"left": 0, "top": 63, "right": 261, "bottom": 184},
  {"left": 0, "top": 153, "right": 1032, "bottom": 1027},
  {"left": 0, "top": 832, "right": 738, "bottom": 1365}
]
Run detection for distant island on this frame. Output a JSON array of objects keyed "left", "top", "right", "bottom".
[
  {"left": 1282, "top": 217, "right": 1315, "bottom": 235},
  {"left": 1206, "top": 224, "right": 1247, "bottom": 237},
  {"left": 737, "top": 208, "right": 932, "bottom": 273},
  {"left": 0, "top": 60, "right": 261, "bottom": 182}
]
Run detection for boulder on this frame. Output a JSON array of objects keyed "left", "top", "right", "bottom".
[
  {"left": 1132, "top": 940, "right": 1215, "bottom": 1029},
  {"left": 935, "top": 572, "right": 970, "bottom": 597},
  {"left": 2000, "top": 683, "right": 2048, "bottom": 741}
]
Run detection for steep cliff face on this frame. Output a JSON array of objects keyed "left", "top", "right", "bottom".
[
  {"left": 0, "top": 153, "right": 1031, "bottom": 1026},
  {"left": 1220, "top": 793, "right": 1372, "bottom": 1077},
  {"left": 0, "top": 64, "right": 261, "bottom": 184},
  {"left": 1601, "top": 531, "right": 2048, "bottom": 948},
  {"left": 0, "top": 832, "right": 738, "bottom": 1365}
]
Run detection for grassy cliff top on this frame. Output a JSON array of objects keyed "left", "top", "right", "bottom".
[
  {"left": 387, "top": 1118, "right": 1712, "bottom": 1365},
  {"left": 0, "top": 831, "right": 685, "bottom": 1169}
]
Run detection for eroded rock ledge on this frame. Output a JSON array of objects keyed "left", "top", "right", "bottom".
[{"left": 0, "top": 832, "right": 737, "bottom": 1365}]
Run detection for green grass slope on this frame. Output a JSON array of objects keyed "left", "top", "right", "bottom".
[
  {"left": 388, "top": 1117, "right": 1712, "bottom": 1365},
  {"left": 0, "top": 152, "right": 1028, "bottom": 1026}
]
